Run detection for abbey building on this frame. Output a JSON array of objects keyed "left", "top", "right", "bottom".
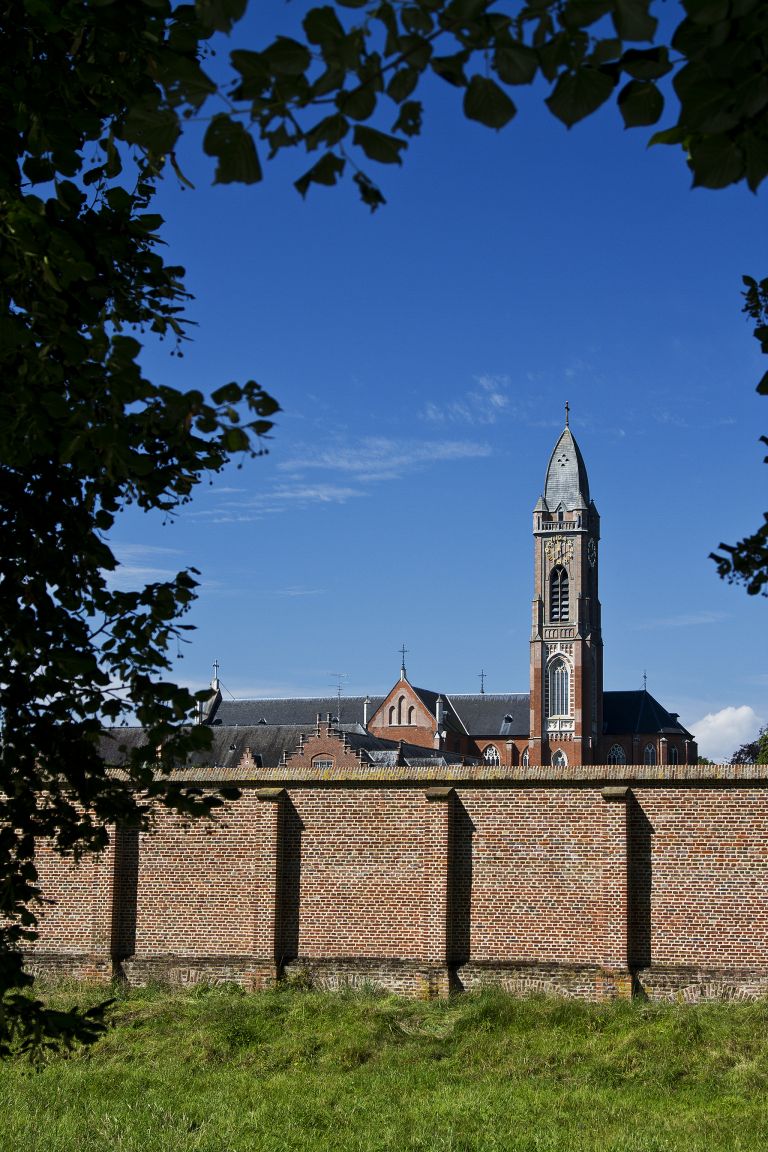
[{"left": 202, "top": 421, "right": 696, "bottom": 769}]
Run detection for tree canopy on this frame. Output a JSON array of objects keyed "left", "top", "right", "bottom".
[
  {"left": 730, "top": 723, "right": 768, "bottom": 764},
  {"left": 2, "top": 0, "right": 766, "bottom": 1053}
]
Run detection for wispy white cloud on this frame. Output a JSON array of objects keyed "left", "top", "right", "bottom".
[
  {"left": 279, "top": 437, "right": 492, "bottom": 482},
  {"left": 104, "top": 544, "right": 187, "bottom": 589},
  {"left": 421, "top": 374, "right": 511, "bottom": 426},
  {"left": 274, "top": 586, "right": 324, "bottom": 597},
  {"left": 689, "top": 704, "right": 766, "bottom": 763}
]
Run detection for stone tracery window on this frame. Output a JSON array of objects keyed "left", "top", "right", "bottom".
[
  {"left": 550, "top": 565, "right": 570, "bottom": 622},
  {"left": 670, "top": 746, "right": 679, "bottom": 764},
  {"left": 644, "top": 743, "right": 657, "bottom": 765},
  {"left": 547, "top": 657, "right": 570, "bottom": 717},
  {"left": 483, "top": 744, "right": 500, "bottom": 765},
  {"left": 608, "top": 744, "right": 626, "bottom": 764},
  {"left": 552, "top": 748, "right": 568, "bottom": 767}
]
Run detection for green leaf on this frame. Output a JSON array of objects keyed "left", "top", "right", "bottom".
[
  {"left": 353, "top": 171, "right": 387, "bottom": 210},
  {"left": 493, "top": 43, "right": 538, "bottom": 86},
  {"left": 338, "top": 84, "right": 378, "bottom": 121},
  {"left": 545, "top": 67, "right": 616, "bottom": 127},
  {"left": 612, "top": 0, "right": 657, "bottom": 42},
  {"left": 618, "top": 79, "right": 664, "bottom": 127},
  {"left": 263, "top": 37, "right": 312, "bottom": 76},
  {"left": 305, "top": 113, "right": 350, "bottom": 151},
  {"left": 620, "top": 47, "right": 673, "bottom": 80},
  {"left": 387, "top": 67, "right": 420, "bottom": 103},
  {"left": 689, "top": 134, "right": 745, "bottom": 188},
  {"left": 687, "top": 0, "right": 730, "bottom": 24},
  {"left": 294, "top": 152, "right": 346, "bottom": 197},
  {"left": 303, "top": 6, "right": 345, "bottom": 46},
  {"left": 560, "top": 1, "right": 613, "bottom": 31},
  {"left": 352, "top": 125, "right": 408, "bottom": 163},
  {"left": 196, "top": 0, "right": 247, "bottom": 33},
  {"left": 203, "top": 115, "right": 262, "bottom": 184},
  {"left": 122, "top": 98, "right": 180, "bottom": 156},
  {"left": 431, "top": 52, "right": 469, "bottom": 88},
  {"left": 648, "top": 125, "right": 689, "bottom": 147},
  {"left": 463, "top": 75, "right": 517, "bottom": 129},
  {"left": 591, "top": 38, "right": 622, "bottom": 66},
  {"left": 392, "top": 100, "right": 422, "bottom": 137}
]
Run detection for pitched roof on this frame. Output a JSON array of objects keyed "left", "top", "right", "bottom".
[
  {"left": 603, "top": 690, "right": 692, "bottom": 737},
  {"left": 447, "top": 693, "right": 530, "bottom": 736},
  {"left": 209, "top": 696, "right": 383, "bottom": 728}
]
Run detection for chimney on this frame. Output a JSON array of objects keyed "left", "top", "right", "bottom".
[{"left": 363, "top": 695, "right": 371, "bottom": 730}]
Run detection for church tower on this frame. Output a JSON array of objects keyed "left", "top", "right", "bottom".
[{"left": 529, "top": 413, "right": 603, "bottom": 766}]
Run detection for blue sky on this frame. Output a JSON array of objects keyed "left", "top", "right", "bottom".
[{"left": 112, "top": 2, "right": 766, "bottom": 761}]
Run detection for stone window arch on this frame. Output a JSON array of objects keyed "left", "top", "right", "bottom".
[
  {"left": 550, "top": 565, "right": 569, "bottom": 622},
  {"left": 552, "top": 748, "right": 568, "bottom": 767},
  {"left": 547, "top": 656, "right": 570, "bottom": 717},
  {"left": 396, "top": 695, "right": 405, "bottom": 725},
  {"left": 608, "top": 744, "right": 626, "bottom": 764},
  {"left": 670, "top": 746, "right": 679, "bottom": 764},
  {"left": 522, "top": 748, "right": 529, "bottom": 767},
  {"left": 388, "top": 705, "right": 396, "bottom": 725},
  {"left": 483, "top": 744, "right": 500, "bottom": 765},
  {"left": 407, "top": 705, "right": 415, "bottom": 724},
  {"left": 644, "top": 742, "right": 657, "bottom": 765}
]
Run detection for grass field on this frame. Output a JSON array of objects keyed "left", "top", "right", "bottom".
[{"left": 1, "top": 982, "right": 767, "bottom": 1151}]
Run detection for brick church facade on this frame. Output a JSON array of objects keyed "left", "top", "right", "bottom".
[{"left": 30, "top": 425, "right": 768, "bottom": 1004}]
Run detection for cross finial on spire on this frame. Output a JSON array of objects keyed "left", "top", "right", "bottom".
[
  {"left": 565, "top": 400, "right": 570, "bottom": 428},
  {"left": 642, "top": 669, "right": 647, "bottom": 691},
  {"left": 399, "top": 643, "right": 408, "bottom": 681},
  {"left": 479, "top": 669, "right": 486, "bottom": 695}
]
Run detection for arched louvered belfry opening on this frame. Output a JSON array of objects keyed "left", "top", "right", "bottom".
[
  {"left": 550, "top": 565, "right": 569, "bottom": 622},
  {"left": 547, "top": 656, "right": 570, "bottom": 718}
]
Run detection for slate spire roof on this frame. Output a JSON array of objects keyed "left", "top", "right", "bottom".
[{"left": 542, "top": 426, "right": 590, "bottom": 511}]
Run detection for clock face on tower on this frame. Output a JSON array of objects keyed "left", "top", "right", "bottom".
[{"left": 587, "top": 538, "right": 597, "bottom": 568}]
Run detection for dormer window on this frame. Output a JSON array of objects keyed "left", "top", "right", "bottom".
[{"left": 550, "top": 566, "right": 569, "bottom": 622}]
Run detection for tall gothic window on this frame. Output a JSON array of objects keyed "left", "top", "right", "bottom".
[
  {"left": 670, "top": 746, "right": 679, "bottom": 764},
  {"left": 547, "top": 657, "right": 570, "bottom": 717},
  {"left": 644, "top": 743, "right": 657, "bottom": 765},
  {"left": 608, "top": 744, "right": 626, "bottom": 764},
  {"left": 552, "top": 749, "right": 567, "bottom": 767},
  {"left": 483, "top": 744, "right": 500, "bottom": 765},
  {"left": 522, "top": 748, "right": 529, "bottom": 767},
  {"left": 550, "top": 566, "right": 570, "bottom": 622}
]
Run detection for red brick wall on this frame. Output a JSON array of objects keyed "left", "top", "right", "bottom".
[{"left": 27, "top": 770, "right": 768, "bottom": 1000}]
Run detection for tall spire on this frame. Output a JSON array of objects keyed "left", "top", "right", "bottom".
[{"left": 542, "top": 422, "right": 590, "bottom": 511}]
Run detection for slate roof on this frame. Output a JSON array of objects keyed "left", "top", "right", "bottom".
[
  {"left": 542, "top": 427, "right": 590, "bottom": 511},
  {"left": 603, "top": 690, "right": 692, "bottom": 737},
  {"left": 209, "top": 696, "right": 383, "bottom": 728},
  {"left": 448, "top": 693, "right": 530, "bottom": 737}
]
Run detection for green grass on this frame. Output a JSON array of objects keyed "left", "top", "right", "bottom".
[{"left": 1, "top": 982, "right": 767, "bottom": 1151}]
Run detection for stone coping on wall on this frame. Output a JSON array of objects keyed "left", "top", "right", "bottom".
[{"left": 151, "top": 762, "right": 768, "bottom": 786}]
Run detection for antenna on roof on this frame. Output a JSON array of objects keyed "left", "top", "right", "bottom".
[
  {"left": 565, "top": 400, "right": 570, "bottom": 428},
  {"left": 330, "top": 672, "right": 348, "bottom": 721},
  {"left": 642, "top": 670, "right": 647, "bottom": 691},
  {"left": 479, "top": 669, "right": 486, "bottom": 695},
  {"left": 399, "top": 643, "right": 408, "bottom": 681}
]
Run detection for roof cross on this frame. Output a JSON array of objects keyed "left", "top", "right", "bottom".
[
  {"left": 565, "top": 400, "right": 570, "bottom": 427},
  {"left": 399, "top": 643, "right": 408, "bottom": 680},
  {"left": 479, "top": 669, "right": 486, "bottom": 695}
]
